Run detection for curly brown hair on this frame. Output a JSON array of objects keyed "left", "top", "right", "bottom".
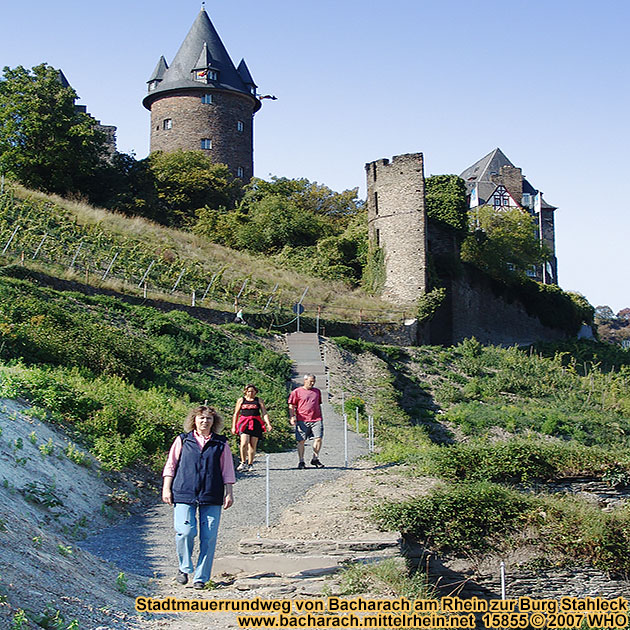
[{"left": 183, "top": 405, "right": 224, "bottom": 434}]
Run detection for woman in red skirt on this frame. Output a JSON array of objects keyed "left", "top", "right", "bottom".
[{"left": 231, "top": 384, "right": 272, "bottom": 472}]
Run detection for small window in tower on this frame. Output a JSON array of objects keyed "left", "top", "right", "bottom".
[
  {"left": 200, "top": 138, "right": 212, "bottom": 150},
  {"left": 163, "top": 119, "right": 172, "bottom": 130},
  {"left": 237, "top": 167, "right": 244, "bottom": 178},
  {"left": 374, "top": 191, "right": 379, "bottom": 215},
  {"left": 208, "top": 70, "right": 218, "bottom": 80},
  {"left": 376, "top": 229, "right": 381, "bottom": 246},
  {"left": 237, "top": 121, "right": 244, "bottom": 132},
  {"left": 201, "top": 94, "right": 213, "bottom": 104}
]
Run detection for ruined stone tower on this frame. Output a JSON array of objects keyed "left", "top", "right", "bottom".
[
  {"left": 142, "top": 8, "right": 261, "bottom": 180},
  {"left": 365, "top": 153, "right": 428, "bottom": 304}
]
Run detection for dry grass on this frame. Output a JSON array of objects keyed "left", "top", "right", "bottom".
[{"left": 9, "top": 183, "right": 402, "bottom": 322}]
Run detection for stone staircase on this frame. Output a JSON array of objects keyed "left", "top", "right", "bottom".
[{"left": 211, "top": 332, "right": 397, "bottom": 592}]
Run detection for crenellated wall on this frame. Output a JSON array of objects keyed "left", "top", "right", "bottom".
[{"left": 365, "top": 154, "right": 428, "bottom": 304}]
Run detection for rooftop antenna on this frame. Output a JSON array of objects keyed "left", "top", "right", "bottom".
[{"left": 201, "top": 1, "right": 206, "bottom": 9}]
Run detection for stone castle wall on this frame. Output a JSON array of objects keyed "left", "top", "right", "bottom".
[
  {"left": 367, "top": 153, "right": 569, "bottom": 347},
  {"left": 442, "top": 268, "right": 567, "bottom": 346},
  {"left": 149, "top": 90, "right": 254, "bottom": 180},
  {"left": 365, "top": 153, "right": 428, "bottom": 304}
]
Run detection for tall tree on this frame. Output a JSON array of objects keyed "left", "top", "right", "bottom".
[
  {"left": 461, "top": 205, "right": 551, "bottom": 282},
  {"left": 0, "top": 63, "right": 108, "bottom": 195},
  {"left": 146, "top": 150, "right": 244, "bottom": 226}
]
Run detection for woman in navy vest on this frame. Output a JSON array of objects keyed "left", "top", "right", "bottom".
[{"left": 162, "top": 405, "right": 236, "bottom": 589}]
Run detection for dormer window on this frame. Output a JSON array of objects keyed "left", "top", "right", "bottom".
[{"left": 194, "top": 69, "right": 218, "bottom": 82}]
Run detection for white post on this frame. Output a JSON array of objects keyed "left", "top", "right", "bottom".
[
  {"left": 2, "top": 225, "right": 20, "bottom": 255},
  {"left": 344, "top": 413, "right": 348, "bottom": 468},
  {"left": 355, "top": 406, "right": 359, "bottom": 433},
  {"left": 32, "top": 233, "right": 48, "bottom": 260},
  {"left": 202, "top": 273, "right": 218, "bottom": 300},
  {"left": 171, "top": 268, "right": 186, "bottom": 293},
  {"left": 500, "top": 561, "right": 506, "bottom": 600},
  {"left": 138, "top": 260, "right": 155, "bottom": 288},
  {"left": 69, "top": 241, "right": 83, "bottom": 269},
  {"left": 236, "top": 279, "right": 248, "bottom": 300},
  {"left": 264, "top": 283, "right": 279, "bottom": 311},
  {"left": 265, "top": 454, "right": 270, "bottom": 528},
  {"left": 191, "top": 290, "right": 196, "bottom": 307},
  {"left": 101, "top": 251, "right": 118, "bottom": 281},
  {"left": 341, "top": 389, "right": 345, "bottom": 415},
  {"left": 143, "top": 282, "right": 148, "bottom": 299},
  {"left": 368, "top": 415, "right": 374, "bottom": 452}
]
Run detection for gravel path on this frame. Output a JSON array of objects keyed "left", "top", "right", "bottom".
[{"left": 80, "top": 334, "right": 369, "bottom": 581}]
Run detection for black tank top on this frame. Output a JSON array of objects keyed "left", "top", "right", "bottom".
[{"left": 240, "top": 397, "right": 261, "bottom": 417}]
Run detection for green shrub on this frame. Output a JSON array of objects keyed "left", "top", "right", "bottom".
[
  {"left": 374, "top": 481, "right": 533, "bottom": 553},
  {"left": 533, "top": 495, "right": 630, "bottom": 573},
  {"left": 421, "top": 439, "right": 624, "bottom": 482}
]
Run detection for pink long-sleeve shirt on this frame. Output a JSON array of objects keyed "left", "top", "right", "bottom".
[{"left": 162, "top": 432, "right": 236, "bottom": 484}]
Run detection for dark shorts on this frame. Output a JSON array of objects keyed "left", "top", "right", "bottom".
[
  {"left": 239, "top": 422, "right": 263, "bottom": 439},
  {"left": 295, "top": 420, "right": 324, "bottom": 442}
]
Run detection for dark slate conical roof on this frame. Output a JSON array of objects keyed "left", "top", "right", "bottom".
[
  {"left": 237, "top": 58, "right": 257, "bottom": 88},
  {"left": 148, "top": 56, "right": 169, "bottom": 83},
  {"left": 143, "top": 9, "right": 259, "bottom": 110}
]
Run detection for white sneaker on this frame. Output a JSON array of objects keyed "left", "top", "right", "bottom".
[
  {"left": 236, "top": 462, "right": 247, "bottom": 472},
  {"left": 247, "top": 464, "right": 254, "bottom": 472}
]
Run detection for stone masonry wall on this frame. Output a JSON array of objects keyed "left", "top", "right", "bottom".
[
  {"left": 492, "top": 165, "right": 523, "bottom": 205},
  {"left": 365, "top": 154, "right": 427, "bottom": 304},
  {"left": 447, "top": 268, "right": 567, "bottom": 346},
  {"left": 149, "top": 89, "right": 254, "bottom": 180}
]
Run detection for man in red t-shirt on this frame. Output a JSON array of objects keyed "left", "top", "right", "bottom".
[{"left": 288, "top": 374, "right": 324, "bottom": 469}]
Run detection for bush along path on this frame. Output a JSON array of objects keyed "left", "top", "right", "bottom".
[{"left": 78, "top": 333, "right": 389, "bottom": 626}]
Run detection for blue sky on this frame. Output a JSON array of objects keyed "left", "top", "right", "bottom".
[{"left": 2, "top": 0, "right": 628, "bottom": 312}]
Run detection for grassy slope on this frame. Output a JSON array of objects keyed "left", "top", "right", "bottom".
[
  {"left": 332, "top": 336, "right": 630, "bottom": 573},
  {"left": 0, "top": 267, "right": 295, "bottom": 470},
  {"left": 0, "top": 182, "right": 399, "bottom": 323}
]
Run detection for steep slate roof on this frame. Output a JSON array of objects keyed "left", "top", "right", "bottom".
[
  {"left": 237, "top": 58, "right": 257, "bottom": 88},
  {"left": 148, "top": 56, "right": 168, "bottom": 83},
  {"left": 143, "top": 9, "right": 259, "bottom": 111},
  {"left": 460, "top": 148, "right": 557, "bottom": 210}
]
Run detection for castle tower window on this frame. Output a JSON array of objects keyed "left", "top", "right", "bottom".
[
  {"left": 163, "top": 118, "right": 172, "bottom": 130},
  {"left": 194, "top": 69, "right": 218, "bottom": 83},
  {"left": 201, "top": 94, "right": 213, "bottom": 104},
  {"left": 200, "top": 138, "right": 212, "bottom": 150},
  {"left": 376, "top": 229, "right": 380, "bottom": 246},
  {"left": 374, "top": 191, "right": 379, "bottom": 215},
  {"left": 237, "top": 167, "right": 244, "bottom": 178},
  {"left": 237, "top": 120, "right": 244, "bottom": 132}
]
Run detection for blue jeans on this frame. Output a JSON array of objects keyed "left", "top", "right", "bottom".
[{"left": 174, "top": 503, "right": 222, "bottom": 583}]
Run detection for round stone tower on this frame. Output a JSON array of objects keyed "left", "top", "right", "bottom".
[{"left": 142, "top": 8, "right": 261, "bottom": 180}]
